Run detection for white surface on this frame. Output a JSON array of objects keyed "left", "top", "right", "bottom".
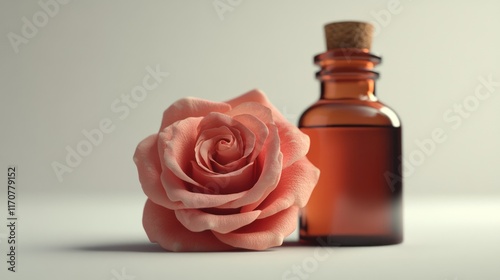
[{"left": 1, "top": 190, "right": 499, "bottom": 280}]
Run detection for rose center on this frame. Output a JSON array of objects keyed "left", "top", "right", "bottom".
[
  {"left": 214, "top": 136, "right": 241, "bottom": 164},
  {"left": 217, "top": 138, "right": 231, "bottom": 150}
]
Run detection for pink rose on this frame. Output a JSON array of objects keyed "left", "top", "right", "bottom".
[{"left": 133, "top": 89, "right": 319, "bottom": 251}]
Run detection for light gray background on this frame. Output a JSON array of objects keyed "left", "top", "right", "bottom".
[
  {"left": 0, "top": 1, "right": 500, "bottom": 280},
  {"left": 1, "top": 0, "right": 499, "bottom": 195}
]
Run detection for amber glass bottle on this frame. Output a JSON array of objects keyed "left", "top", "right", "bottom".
[{"left": 299, "top": 22, "right": 402, "bottom": 246}]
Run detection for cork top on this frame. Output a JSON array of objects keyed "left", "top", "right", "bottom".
[{"left": 324, "top": 21, "right": 374, "bottom": 50}]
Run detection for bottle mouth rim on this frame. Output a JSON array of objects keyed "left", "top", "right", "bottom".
[{"left": 314, "top": 49, "right": 381, "bottom": 65}]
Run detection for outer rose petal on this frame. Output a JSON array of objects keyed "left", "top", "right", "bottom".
[
  {"left": 213, "top": 206, "right": 299, "bottom": 250},
  {"left": 175, "top": 208, "right": 261, "bottom": 234},
  {"left": 133, "top": 134, "right": 164, "bottom": 203},
  {"left": 159, "top": 117, "right": 202, "bottom": 187},
  {"left": 159, "top": 97, "right": 231, "bottom": 131},
  {"left": 143, "top": 200, "right": 233, "bottom": 252},
  {"left": 257, "top": 158, "right": 320, "bottom": 219},
  {"left": 134, "top": 134, "right": 184, "bottom": 209},
  {"left": 226, "top": 89, "right": 310, "bottom": 168}
]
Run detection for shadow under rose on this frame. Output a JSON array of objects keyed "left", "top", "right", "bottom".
[
  {"left": 281, "top": 241, "right": 305, "bottom": 247},
  {"left": 72, "top": 242, "right": 166, "bottom": 253},
  {"left": 70, "top": 242, "right": 270, "bottom": 253}
]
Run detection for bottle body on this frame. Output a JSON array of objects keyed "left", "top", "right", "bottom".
[{"left": 299, "top": 50, "right": 403, "bottom": 245}]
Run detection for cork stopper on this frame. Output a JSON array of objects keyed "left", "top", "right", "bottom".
[{"left": 324, "top": 21, "right": 374, "bottom": 50}]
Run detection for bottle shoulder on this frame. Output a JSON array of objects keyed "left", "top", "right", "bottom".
[{"left": 299, "top": 99, "right": 401, "bottom": 127}]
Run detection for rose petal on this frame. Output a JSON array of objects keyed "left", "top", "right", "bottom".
[
  {"left": 225, "top": 89, "right": 284, "bottom": 124},
  {"left": 191, "top": 161, "right": 256, "bottom": 194},
  {"left": 227, "top": 102, "right": 274, "bottom": 125},
  {"left": 133, "top": 134, "right": 185, "bottom": 210},
  {"left": 213, "top": 206, "right": 299, "bottom": 250},
  {"left": 257, "top": 158, "right": 320, "bottom": 219},
  {"left": 226, "top": 89, "right": 310, "bottom": 168},
  {"left": 232, "top": 114, "right": 268, "bottom": 163},
  {"left": 175, "top": 208, "right": 261, "bottom": 234},
  {"left": 209, "top": 156, "right": 247, "bottom": 174},
  {"left": 161, "top": 167, "right": 247, "bottom": 208},
  {"left": 278, "top": 125, "right": 310, "bottom": 168},
  {"left": 159, "top": 97, "right": 231, "bottom": 132},
  {"left": 225, "top": 103, "right": 273, "bottom": 163},
  {"left": 159, "top": 117, "right": 202, "bottom": 187},
  {"left": 133, "top": 134, "right": 163, "bottom": 201},
  {"left": 133, "top": 133, "right": 245, "bottom": 210},
  {"left": 143, "top": 199, "right": 234, "bottom": 252}
]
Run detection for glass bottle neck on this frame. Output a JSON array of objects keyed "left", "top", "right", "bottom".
[
  {"left": 321, "top": 79, "right": 376, "bottom": 100},
  {"left": 315, "top": 49, "right": 381, "bottom": 101}
]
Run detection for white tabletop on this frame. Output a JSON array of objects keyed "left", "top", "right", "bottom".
[{"left": 1, "top": 190, "right": 499, "bottom": 280}]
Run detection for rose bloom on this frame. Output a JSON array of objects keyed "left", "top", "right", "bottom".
[{"left": 133, "top": 89, "right": 319, "bottom": 251}]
